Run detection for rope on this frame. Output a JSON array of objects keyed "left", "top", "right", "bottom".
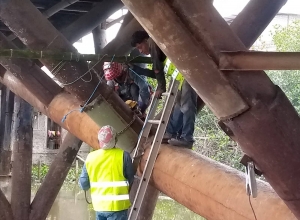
[
  {"left": 81, "top": 62, "right": 93, "bottom": 83},
  {"left": 84, "top": 191, "right": 92, "bottom": 204}
]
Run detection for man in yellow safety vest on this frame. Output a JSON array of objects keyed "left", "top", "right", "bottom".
[{"left": 79, "top": 125, "right": 134, "bottom": 220}]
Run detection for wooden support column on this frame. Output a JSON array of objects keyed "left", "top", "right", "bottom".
[
  {"left": 230, "top": 0, "right": 287, "bottom": 49},
  {"left": 92, "top": 22, "right": 107, "bottom": 54},
  {"left": 0, "top": 86, "right": 14, "bottom": 187},
  {"left": 11, "top": 96, "right": 33, "bottom": 220},
  {"left": 122, "top": 0, "right": 300, "bottom": 218},
  {"left": 30, "top": 133, "right": 82, "bottom": 220},
  {"left": 0, "top": 189, "right": 13, "bottom": 220},
  {"left": 100, "top": 17, "right": 143, "bottom": 56}
]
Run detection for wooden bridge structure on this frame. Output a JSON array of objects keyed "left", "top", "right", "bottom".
[{"left": 0, "top": 0, "right": 299, "bottom": 219}]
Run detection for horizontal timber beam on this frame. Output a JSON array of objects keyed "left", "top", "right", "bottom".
[
  {"left": 0, "top": 49, "right": 152, "bottom": 63},
  {"left": 139, "top": 145, "right": 296, "bottom": 220},
  {"left": 220, "top": 51, "right": 300, "bottom": 70}
]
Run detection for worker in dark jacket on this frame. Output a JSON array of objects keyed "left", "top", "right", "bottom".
[
  {"left": 130, "top": 31, "right": 166, "bottom": 98},
  {"left": 79, "top": 125, "right": 134, "bottom": 220},
  {"left": 131, "top": 31, "right": 197, "bottom": 148}
]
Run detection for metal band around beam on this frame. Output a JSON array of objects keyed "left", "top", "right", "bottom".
[{"left": 219, "top": 51, "right": 300, "bottom": 70}]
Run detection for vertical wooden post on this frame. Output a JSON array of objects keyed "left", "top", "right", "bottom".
[
  {"left": 0, "top": 189, "right": 13, "bottom": 220},
  {"left": 92, "top": 22, "right": 107, "bottom": 54},
  {"left": 30, "top": 133, "right": 82, "bottom": 220},
  {"left": 0, "top": 86, "right": 14, "bottom": 187},
  {"left": 11, "top": 96, "right": 33, "bottom": 220}
]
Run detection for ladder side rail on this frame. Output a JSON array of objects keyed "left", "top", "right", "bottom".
[{"left": 128, "top": 79, "right": 180, "bottom": 220}]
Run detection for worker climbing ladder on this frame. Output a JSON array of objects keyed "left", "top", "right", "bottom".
[{"left": 129, "top": 64, "right": 181, "bottom": 220}]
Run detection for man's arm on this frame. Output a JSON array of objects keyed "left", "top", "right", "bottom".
[
  {"left": 123, "top": 151, "right": 135, "bottom": 190},
  {"left": 78, "top": 164, "right": 90, "bottom": 191},
  {"left": 149, "top": 39, "right": 167, "bottom": 93},
  {"left": 129, "top": 71, "right": 151, "bottom": 108}
]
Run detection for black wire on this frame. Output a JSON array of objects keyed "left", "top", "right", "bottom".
[
  {"left": 84, "top": 190, "right": 92, "bottom": 204},
  {"left": 248, "top": 194, "right": 257, "bottom": 220}
]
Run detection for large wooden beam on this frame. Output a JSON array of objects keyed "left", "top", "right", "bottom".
[
  {"left": 92, "top": 22, "right": 107, "bottom": 54},
  {"left": 140, "top": 145, "right": 296, "bottom": 220},
  {"left": 11, "top": 96, "right": 33, "bottom": 220},
  {"left": 122, "top": 0, "right": 300, "bottom": 217},
  {"left": 30, "top": 133, "right": 82, "bottom": 220},
  {"left": 0, "top": 189, "right": 13, "bottom": 220},
  {"left": 219, "top": 51, "right": 300, "bottom": 70},
  {"left": 230, "top": 0, "right": 287, "bottom": 49},
  {"left": 0, "top": 87, "right": 14, "bottom": 178},
  {"left": 100, "top": 17, "right": 143, "bottom": 56}
]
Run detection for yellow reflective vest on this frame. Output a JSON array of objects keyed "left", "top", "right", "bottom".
[
  {"left": 163, "top": 59, "right": 184, "bottom": 90},
  {"left": 147, "top": 58, "right": 185, "bottom": 90},
  {"left": 85, "top": 148, "right": 131, "bottom": 212}
]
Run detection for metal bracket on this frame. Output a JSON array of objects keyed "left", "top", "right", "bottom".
[
  {"left": 245, "top": 161, "right": 257, "bottom": 198},
  {"left": 240, "top": 154, "right": 263, "bottom": 176}
]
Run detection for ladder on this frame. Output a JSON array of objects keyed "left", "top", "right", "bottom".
[{"left": 129, "top": 71, "right": 180, "bottom": 220}]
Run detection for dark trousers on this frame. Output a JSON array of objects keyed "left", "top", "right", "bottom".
[{"left": 166, "top": 80, "right": 197, "bottom": 142}]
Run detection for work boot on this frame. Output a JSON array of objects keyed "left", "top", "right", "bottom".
[
  {"left": 162, "top": 133, "right": 174, "bottom": 144},
  {"left": 168, "top": 138, "right": 193, "bottom": 149}
]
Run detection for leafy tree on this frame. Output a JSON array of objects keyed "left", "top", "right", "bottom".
[{"left": 268, "top": 20, "right": 300, "bottom": 113}]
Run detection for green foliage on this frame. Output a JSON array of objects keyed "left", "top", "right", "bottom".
[
  {"left": 153, "top": 199, "right": 205, "bottom": 220},
  {"left": 193, "top": 107, "right": 243, "bottom": 171},
  {"left": 31, "top": 163, "right": 82, "bottom": 190},
  {"left": 191, "top": 19, "right": 300, "bottom": 172},
  {"left": 272, "top": 20, "right": 300, "bottom": 52},
  {"left": 268, "top": 20, "right": 300, "bottom": 113}
]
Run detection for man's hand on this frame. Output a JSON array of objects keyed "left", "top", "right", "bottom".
[{"left": 154, "top": 89, "right": 163, "bottom": 98}]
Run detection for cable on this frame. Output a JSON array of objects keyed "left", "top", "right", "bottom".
[
  {"left": 84, "top": 190, "right": 92, "bottom": 204},
  {"left": 248, "top": 194, "right": 257, "bottom": 220},
  {"left": 61, "top": 54, "right": 115, "bottom": 123},
  {"left": 62, "top": 60, "right": 100, "bottom": 86},
  {"left": 79, "top": 75, "right": 104, "bottom": 113}
]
